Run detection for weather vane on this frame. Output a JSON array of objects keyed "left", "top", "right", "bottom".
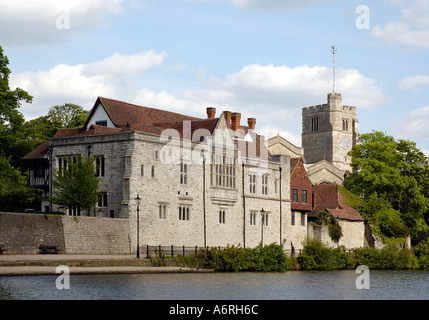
[{"left": 331, "top": 45, "right": 337, "bottom": 93}]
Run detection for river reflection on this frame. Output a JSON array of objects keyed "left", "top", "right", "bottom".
[{"left": 0, "top": 270, "right": 428, "bottom": 300}]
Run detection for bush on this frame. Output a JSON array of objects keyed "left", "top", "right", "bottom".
[
  {"left": 299, "top": 238, "right": 420, "bottom": 270},
  {"left": 185, "top": 243, "right": 297, "bottom": 272},
  {"left": 414, "top": 240, "right": 429, "bottom": 270},
  {"left": 298, "top": 238, "right": 354, "bottom": 270}
]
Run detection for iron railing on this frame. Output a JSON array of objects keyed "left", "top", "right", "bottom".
[{"left": 144, "top": 245, "right": 301, "bottom": 258}]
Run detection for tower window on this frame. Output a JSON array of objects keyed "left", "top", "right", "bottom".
[
  {"left": 311, "top": 117, "right": 319, "bottom": 131},
  {"left": 343, "top": 119, "right": 349, "bottom": 131}
]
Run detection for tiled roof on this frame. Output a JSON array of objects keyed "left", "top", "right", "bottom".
[
  {"left": 22, "top": 141, "right": 50, "bottom": 160},
  {"left": 311, "top": 184, "right": 364, "bottom": 222},
  {"left": 86, "top": 97, "right": 201, "bottom": 129}
]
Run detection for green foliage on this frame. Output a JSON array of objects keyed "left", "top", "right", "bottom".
[
  {"left": 298, "top": 238, "right": 355, "bottom": 270},
  {"left": 181, "top": 243, "right": 297, "bottom": 272},
  {"left": 0, "top": 156, "right": 37, "bottom": 211},
  {"left": 51, "top": 156, "right": 100, "bottom": 213},
  {"left": 299, "top": 238, "right": 420, "bottom": 270},
  {"left": 414, "top": 240, "right": 429, "bottom": 270},
  {"left": 344, "top": 131, "right": 429, "bottom": 239},
  {"left": 314, "top": 210, "right": 343, "bottom": 242}
]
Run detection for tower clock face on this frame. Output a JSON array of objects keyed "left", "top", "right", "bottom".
[{"left": 342, "top": 137, "right": 351, "bottom": 150}]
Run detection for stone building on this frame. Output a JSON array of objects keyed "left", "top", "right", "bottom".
[
  {"left": 302, "top": 92, "right": 359, "bottom": 173},
  {"left": 23, "top": 91, "right": 367, "bottom": 253},
  {"left": 24, "top": 97, "right": 312, "bottom": 252},
  {"left": 308, "top": 184, "right": 365, "bottom": 249}
]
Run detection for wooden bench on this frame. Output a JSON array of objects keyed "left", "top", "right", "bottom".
[
  {"left": 0, "top": 245, "right": 6, "bottom": 255},
  {"left": 39, "top": 245, "right": 59, "bottom": 254}
]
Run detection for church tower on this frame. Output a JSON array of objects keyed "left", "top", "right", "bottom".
[{"left": 301, "top": 92, "right": 359, "bottom": 172}]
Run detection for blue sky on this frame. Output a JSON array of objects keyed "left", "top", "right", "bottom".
[{"left": 2, "top": 0, "right": 429, "bottom": 155}]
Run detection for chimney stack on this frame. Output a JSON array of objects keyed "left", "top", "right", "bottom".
[
  {"left": 224, "top": 111, "right": 231, "bottom": 128},
  {"left": 247, "top": 118, "right": 256, "bottom": 130},
  {"left": 206, "top": 107, "right": 216, "bottom": 119},
  {"left": 231, "top": 112, "right": 241, "bottom": 131}
]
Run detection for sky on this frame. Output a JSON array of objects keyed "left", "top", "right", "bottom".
[{"left": 2, "top": 0, "right": 429, "bottom": 155}]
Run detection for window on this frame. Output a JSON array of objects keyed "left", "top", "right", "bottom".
[
  {"left": 292, "top": 188, "right": 298, "bottom": 203},
  {"left": 219, "top": 210, "right": 226, "bottom": 224},
  {"left": 159, "top": 204, "right": 167, "bottom": 220},
  {"left": 95, "top": 156, "right": 105, "bottom": 177},
  {"left": 343, "top": 119, "right": 349, "bottom": 131},
  {"left": 210, "top": 155, "right": 236, "bottom": 188},
  {"left": 34, "top": 162, "right": 45, "bottom": 177},
  {"left": 179, "top": 206, "right": 190, "bottom": 221},
  {"left": 311, "top": 117, "right": 319, "bottom": 131},
  {"left": 151, "top": 165, "right": 155, "bottom": 178},
  {"left": 262, "top": 174, "right": 268, "bottom": 195},
  {"left": 302, "top": 190, "right": 307, "bottom": 204},
  {"left": 301, "top": 213, "right": 306, "bottom": 226},
  {"left": 141, "top": 164, "right": 144, "bottom": 176},
  {"left": 291, "top": 212, "right": 295, "bottom": 225},
  {"left": 98, "top": 192, "right": 108, "bottom": 207},
  {"left": 58, "top": 156, "right": 78, "bottom": 174},
  {"left": 154, "top": 150, "right": 159, "bottom": 160},
  {"left": 250, "top": 211, "right": 257, "bottom": 225},
  {"left": 95, "top": 120, "right": 107, "bottom": 126},
  {"left": 274, "top": 179, "right": 279, "bottom": 194},
  {"left": 262, "top": 213, "right": 269, "bottom": 226},
  {"left": 249, "top": 174, "right": 256, "bottom": 193},
  {"left": 180, "top": 162, "right": 188, "bottom": 184}
]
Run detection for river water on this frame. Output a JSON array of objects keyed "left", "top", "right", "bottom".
[{"left": 0, "top": 270, "right": 428, "bottom": 300}]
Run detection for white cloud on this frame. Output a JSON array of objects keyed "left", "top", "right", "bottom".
[
  {"left": 10, "top": 50, "right": 167, "bottom": 118},
  {"left": 231, "top": 0, "right": 325, "bottom": 10},
  {"left": 0, "top": 0, "right": 124, "bottom": 46},
  {"left": 394, "top": 105, "right": 429, "bottom": 142},
  {"left": 12, "top": 55, "right": 386, "bottom": 145},
  {"left": 84, "top": 50, "right": 167, "bottom": 78},
  {"left": 371, "top": 0, "right": 429, "bottom": 47},
  {"left": 132, "top": 63, "right": 386, "bottom": 141},
  {"left": 397, "top": 75, "right": 429, "bottom": 92}
]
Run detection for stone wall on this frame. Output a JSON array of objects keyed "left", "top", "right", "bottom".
[
  {"left": 62, "top": 215, "right": 132, "bottom": 254},
  {"left": 0, "top": 212, "right": 65, "bottom": 254},
  {"left": 308, "top": 220, "right": 365, "bottom": 249},
  {"left": 0, "top": 212, "right": 132, "bottom": 254}
]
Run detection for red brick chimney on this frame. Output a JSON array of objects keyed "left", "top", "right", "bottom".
[
  {"left": 231, "top": 112, "right": 241, "bottom": 131},
  {"left": 206, "top": 107, "right": 216, "bottom": 119},
  {"left": 224, "top": 111, "right": 231, "bottom": 128},
  {"left": 247, "top": 118, "right": 256, "bottom": 130}
]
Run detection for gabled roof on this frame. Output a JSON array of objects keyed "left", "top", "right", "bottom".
[
  {"left": 311, "top": 184, "right": 364, "bottom": 222},
  {"left": 84, "top": 97, "right": 201, "bottom": 130}
]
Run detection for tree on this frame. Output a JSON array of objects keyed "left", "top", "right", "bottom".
[
  {"left": 51, "top": 156, "right": 100, "bottom": 215},
  {"left": 47, "top": 104, "right": 89, "bottom": 128},
  {"left": 344, "top": 131, "right": 429, "bottom": 239},
  {"left": 0, "top": 156, "right": 37, "bottom": 212},
  {"left": 0, "top": 46, "right": 33, "bottom": 168}
]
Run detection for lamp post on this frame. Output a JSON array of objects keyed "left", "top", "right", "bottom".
[
  {"left": 260, "top": 208, "right": 266, "bottom": 247},
  {"left": 135, "top": 194, "right": 141, "bottom": 258}
]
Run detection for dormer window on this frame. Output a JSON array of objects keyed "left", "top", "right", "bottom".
[{"left": 96, "top": 120, "right": 107, "bottom": 126}]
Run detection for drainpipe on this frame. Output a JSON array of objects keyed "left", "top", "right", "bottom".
[
  {"left": 242, "top": 162, "right": 246, "bottom": 248},
  {"left": 279, "top": 166, "right": 282, "bottom": 244}
]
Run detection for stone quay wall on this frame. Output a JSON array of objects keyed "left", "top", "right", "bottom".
[{"left": 0, "top": 212, "right": 132, "bottom": 254}]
